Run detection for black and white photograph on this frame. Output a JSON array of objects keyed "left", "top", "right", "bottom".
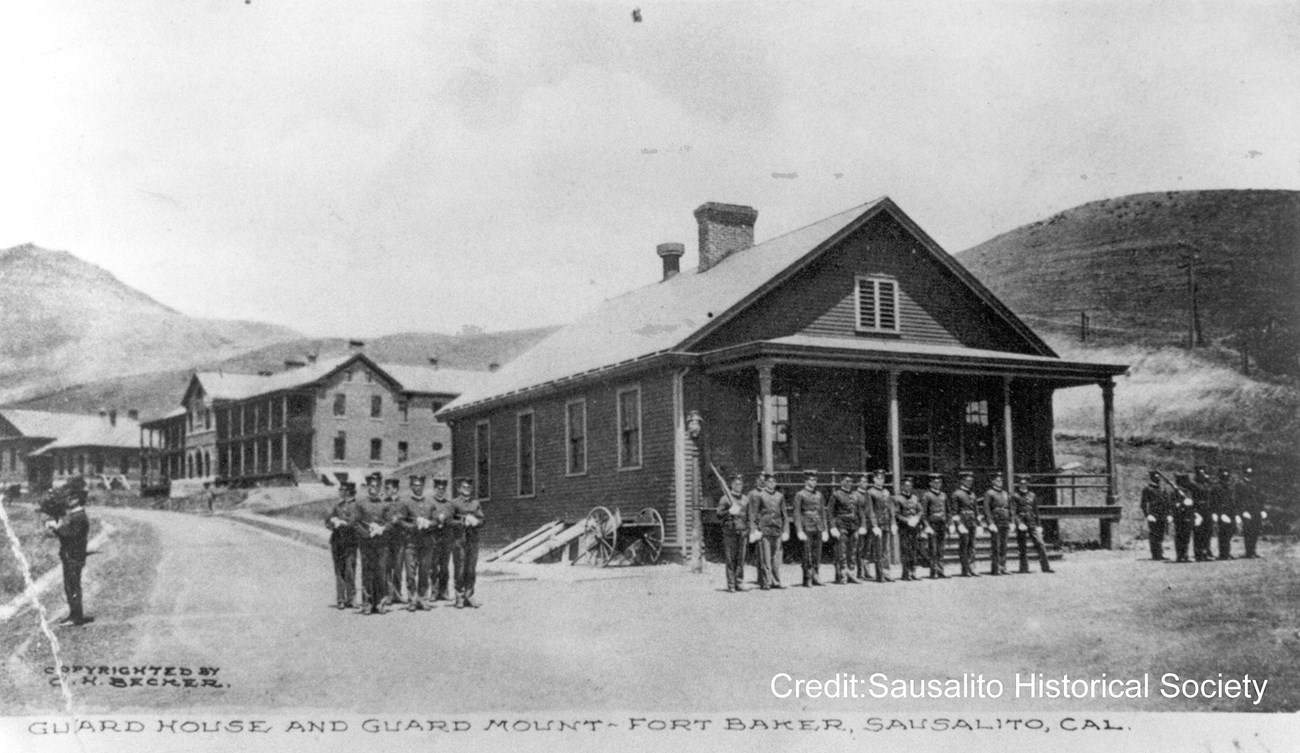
[{"left": 0, "top": 2, "right": 1297, "bottom": 752}]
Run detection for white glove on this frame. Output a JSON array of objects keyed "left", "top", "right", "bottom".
[
  {"left": 368, "top": 523, "right": 383, "bottom": 537},
  {"left": 1234, "top": 516, "right": 1242, "bottom": 528},
  {"left": 1034, "top": 526, "right": 1043, "bottom": 536},
  {"left": 830, "top": 528, "right": 840, "bottom": 539},
  {"left": 1261, "top": 511, "right": 1268, "bottom": 519},
  {"left": 1166, "top": 516, "right": 1173, "bottom": 526},
  {"left": 1146, "top": 515, "right": 1156, "bottom": 523},
  {"left": 957, "top": 524, "right": 968, "bottom": 535},
  {"left": 781, "top": 531, "right": 790, "bottom": 542},
  {"left": 948, "top": 525, "right": 957, "bottom": 536},
  {"left": 1018, "top": 523, "right": 1028, "bottom": 532},
  {"left": 748, "top": 530, "right": 762, "bottom": 544},
  {"left": 890, "top": 524, "right": 898, "bottom": 534},
  {"left": 857, "top": 527, "right": 867, "bottom": 536},
  {"left": 1182, "top": 497, "right": 1193, "bottom": 507},
  {"left": 820, "top": 531, "right": 829, "bottom": 543},
  {"left": 1242, "top": 512, "right": 1251, "bottom": 520},
  {"left": 797, "top": 530, "right": 807, "bottom": 542},
  {"left": 416, "top": 516, "right": 431, "bottom": 530},
  {"left": 1194, "top": 513, "right": 1203, "bottom": 527},
  {"left": 728, "top": 504, "right": 741, "bottom": 516},
  {"left": 872, "top": 527, "right": 882, "bottom": 537},
  {"left": 466, "top": 515, "right": 482, "bottom": 528}
]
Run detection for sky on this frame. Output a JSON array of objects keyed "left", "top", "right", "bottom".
[{"left": 1, "top": 1, "right": 1297, "bottom": 338}]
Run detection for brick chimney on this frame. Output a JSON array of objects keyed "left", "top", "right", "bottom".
[
  {"left": 306, "top": 352, "right": 318, "bottom": 364},
  {"left": 488, "top": 362, "right": 500, "bottom": 373},
  {"left": 348, "top": 339, "right": 365, "bottom": 352},
  {"left": 656, "top": 242, "right": 684, "bottom": 280},
  {"left": 694, "top": 202, "right": 758, "bottom": 272},
  {"left": 108, "top": 409, "right": 117, "bottom": 427},
  {"left": 127, "top": 409, "right": 139, "bottom": 421},
  {"left": 284, "top": 358, "right": 306, "bottom": 370},
  {"left": 427, "top": 357, "right": 439, "bottom": 370}
]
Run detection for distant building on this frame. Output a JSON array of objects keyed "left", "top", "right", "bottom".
[
  {"left": 0, "top": 409, "right": 142, "bottom": 492},
  {"left": 140, "top": 352, "right": 481, "bottom": 492},
  {"left": 439, "top": 198, "right": 1130, "bottom": 551}
]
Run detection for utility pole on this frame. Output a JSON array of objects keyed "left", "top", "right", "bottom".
[{"left": 1175, "top": 243, "right": 1203, "bottom": 348}]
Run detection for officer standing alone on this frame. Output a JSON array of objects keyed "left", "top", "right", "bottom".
[
  {"left": 325, "top": 477, "right": 359, "bottom": 609},
  {"left": 1140, "top": 470, "right": 1170, "bottom": 561},
  {"left": 45, "top": 477, "right": 92, "bottom": 627},
  {"left": 1011, "top": 475, "right": 1053, "bottom": 573},
  {"left": 1238, "top": 466, "right": 1266, "bottom": 559}
]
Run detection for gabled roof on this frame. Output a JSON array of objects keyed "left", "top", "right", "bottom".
[
  {"left": 0, "top": 409, "right": 140, "bottom": 452},
  {"left": 439, "top": 196, "right": 1057, "bottom": 415}
]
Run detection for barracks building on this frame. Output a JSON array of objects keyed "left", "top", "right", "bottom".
[{"left": 437, "top": 198, "right": 1129, "bottom": 553}]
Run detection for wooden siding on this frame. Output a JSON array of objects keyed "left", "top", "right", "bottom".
[
  {"left": 694, "top": 212, "right": 1035, "bottom": 354},
  {"left": 448, "top": 369, "right": 680, "bottom": 549}
]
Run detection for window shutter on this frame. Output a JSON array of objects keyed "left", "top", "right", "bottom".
[
  {"left": 878, "top": 279, "right": 898, "bottom": 331},
  {"left": 857, "top": 279, "right": 877, "bottom": 329}
]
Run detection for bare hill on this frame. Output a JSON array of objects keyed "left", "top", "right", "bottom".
[
  {"left": 959, "top": 190, "right": 1300, "bottom": 374},
  {"left": 0, "top": 244, "right": 300, "bottom": 403}
]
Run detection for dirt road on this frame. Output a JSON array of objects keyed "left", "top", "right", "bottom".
[{"left": 3, "top": 508, "right": 1297, "bottom": 714}]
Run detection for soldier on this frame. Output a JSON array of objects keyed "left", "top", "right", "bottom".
[
  {"left": 1238, "top": 466, "right": 1267, "bottom": 559},
  {"left": 894, "top": 477, "right": 924, "bottom": 582},
  {"left": 748, "top": 471, "right": 788, "bottom": 590},
  {"left": 428, "top": 476, "right": 456, "bottom": 600},
  {"left": 1212, "top": 468, "right": 1239, "bottom": 560},
  {"left": 716, "top": 473, "right": 751, "bottom": 592},
  {"left": 829, "top": 474, "right": 860, "bottom": 584},
  {"left": 352, "top": 472, "right": 396, "bottom": 615},
  {"left": 1012, "top": 475, "right": 1053, "bottom": 573},
  {"left": 851, "top": 473, "right": 878, "bottom": 581},
  {"left": 450, "top": 478, "right": 485, "bottom": 609},
  {"left": 325, "top": 477, "right": 359, "bottom": 609},
  {"left": 1170, "top": 472, "right": 1197, "bottom": 563},
  {"left": 793, "top": 470, "right": 829, "bottom": 587},
  {"left": 382, "top": 477, "right": 408, "bottom": 604},
  {"left": 45, "top": 477, "right": 92, "bottom": 626},
  {"left": 921, "top": 473, "right": 949, "bottom": 579},
  {"left": 398, "top": 475, "right": 439, "bottom": 610},
  {"left": 1187, "top": 466, "right": 1214, "bottom": 562},
  {"left": 1140, "top": 470, "right": 1170, "bottom": 561},
  {"left": 951, "top": 471, "right": 981, "bottom": 577},
  {"left": 867, "top": 470, "right": 895, "bottom": 583},
  {"left": 982, "top": 472, "right": 1012, "bottom": 576}
]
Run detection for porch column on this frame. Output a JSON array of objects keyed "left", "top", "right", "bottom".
[
  {"left": 887, "top": 370, "right": 901, "bottom": 493},
  {"left": 758, "top": 364, "right": 774, "bottom": 473},
  {"left": 1100, "top": 378, "right": 1117, "bottom": 549},
  {"left": 282, "top": 434, "right": 289, "bottom": 472},
  {"left": 1002, "top": 377, "right": 1015, "bottom": 485}
]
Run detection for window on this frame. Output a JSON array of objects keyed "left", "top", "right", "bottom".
[
  {"left": 431, "top": 401, "right": 443, "bottom": 414},
  {"left": 397, "top": 441, "right": 409, "bottom": 464},
  {"left": 432, "top": 441, "right": 444, "bottom": 452},
  {"left": 517, "top": 411, "right": 535, "bottom": 497},
  {"left": 333, "top": 393, "right": 346, "bottom": 417},
  {"left": 474, "top": 420, "right": 490, "bottom": 498},
  {"left": 333, "top": 431, "right": 346, "bottom": 461},
  {"left": 565, "top": 399, "right": 587, "bottom": 475},
  {"left": 370, "top": 438, "right": 383, "bottom": 462},
  {"left": 754, "top": 394, "right": 794, "bottom": 466},
  {"left": 617, "top": 386, "right": 642, "bottom": 470},
  {"left": 855, "top": 275, "right": 900, "bottom": 333},
  {"left": 398, "top": 400, "right": 409, "bottom": 423},
  {"left": 961, "top": 399, "right": 994, "bottom": 468},
  {"left": 370, "top": 395, "right": 382, "bottom": 418},
  {"left": 345, "top": 369, "right": 354, "bottom": 382},
  {"left": 204, "top": 409, "right": 212, "bottom": 430},
  {"left": 364, "top": 370, "right": 374, "bottom": 383},
  {"left": 120, "top": 454, "right": 129, "bottom": 474}
]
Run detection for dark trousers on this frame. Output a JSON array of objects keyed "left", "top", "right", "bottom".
[
  {"left": 1173, "top": 515, "right": 1194, "bottom": 561},
  {"left": 59, "top": 551, "right": 86, "bottom": 621},
  {"left": 329, "top": 534, "right": 357, "bottom": 607},
  {"left": 988, "top": 524, "right": 1009, "bottom": 574},
  {"left": 1016, "top": 526, "right": 1051, "bottom": 571},
  {"left": 721, "top": 528, "right": 747, "bottom": 589},
  {"left": 453, "top": 527, "right": 480, "bottom": 598},
  {"left": 757, "top": 534, "right": 782, "bottom": 587},
  {"left": 899, "top": 527, "right": 920, "bottom": 574},
  {"left": 1193, "top": 514, "right": 1213, "bottom": 560},
  {"left": 832, "top": 523, "right": 855, "bottom": 580},
  {"left": 867, "top": 530, "right": 893, "bottom": 578},
  {"left": 957, "top": 522, "right": 977, "bottom": 573},
  {"left": 385, "top": 535, "right": 407, "bottom": 602},
  {"left": 801, "top": 533, "right": 824, "bottom": 584},
  {"left": 1216, "top": 518, "right": 1236, "bottom": 558},
  {"left": 358, "top": 538, "right": 388, "bottom": 609},
  {"left": 405, "top": 533, "right": 435, "bottom": 602},
  {"left": 1146, "top": 517, "right": 1167, "bottom": 560},
  {"left": 927, "top": 518, "right": 947, "bottom": 575},
  {"left": 430, "top": 531, "right": 453, "bottom": 598}
]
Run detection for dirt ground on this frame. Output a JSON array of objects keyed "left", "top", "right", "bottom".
[{"left": 1, "top": 507, "right": 1297, "bottom": 716}]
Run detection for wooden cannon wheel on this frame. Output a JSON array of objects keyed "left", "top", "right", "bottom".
[
  {"left": 576, "top": 506, "right": 618, "bottom": 566},
  {"left": 633, "top": 507, "right": 665, "bottom": 564}
]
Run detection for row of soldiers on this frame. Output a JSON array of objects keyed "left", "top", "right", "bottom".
[
  {"left": 715, "top": 468, "right": 1052, "bottom": 592},
  {"left": 325, "top": 472, "right": 485, "bottom": 612},
  {"left": 1140, "top": 465, "right": 1267, "bottom": 562}
]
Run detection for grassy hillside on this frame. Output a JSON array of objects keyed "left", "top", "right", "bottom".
[{"left": 960, "top": 190, "right": 1300, "bottom": 375}]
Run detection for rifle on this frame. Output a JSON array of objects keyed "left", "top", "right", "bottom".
[
  {"left": 1153, "top": 470, "right": 1200, "bottom": 526},
  {"left": 709, "top": 463, "right": 742, "bottom": 516}
]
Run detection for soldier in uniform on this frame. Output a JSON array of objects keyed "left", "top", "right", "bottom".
[
  {"left": 450, "top": 478, "right": 485, "bottom": 608},
  {"left": 352, "top": 472, "right": 396, "bottom": 615},
  {"left": 851, "top": 473, "right": 877, "bottom": 581},
  {"left": 1012, "top": 475, "right": 1053, "bottom": 573},
  {"left": 1140, "top": 470, "right": 1170, "bottom": 561},
  {"left": 747, "top": 471, "right": 788, "bottom": 589},
  {"left": 1212, "top": 468, "right": 1239, "bottom": 560},
  {"left": 921, "top": 473, "right": 949, "bottom": 579},
  {"left": 829, "top": 474, "right": 861, "bottom": 584},
  {"left": 716, "top": 473, "right": 751, "bottom": 592},
  {"left": 894, "top": 476, "right": 924, "bottom": 582},
  {"left": 397, "top": 475, "right": 439, "bottom": 610},
  {"left": 1238, "top": 466, "right": 1266, "bottom": 559},
  {"left": 793, "top": 470, "right": 829, "bottom": 587},
  {"left": 982, "top": 472, "right": 1012, "bottom": 576},
  {"left": 428, "top": 476, "right": 456, "bottom": 600},
  {"left": 1170, "top": 472, "right": 1197, "bottom": 563},
  {"left": 325, "top": 476, "right": 359, "bottom": 609},
  {"left": 381, "top": 477, "right": 407, "bottom": 604},
  {"left": 1187, "top": 466, "right": 1214, "bottom": 562},
  {"left": 867, "top": 470, "right": 895, "bottom": 583},
  {"left": 951, "top": 471, "right": 981, "bottom": 577},
  {"left": 45, "top": 477, "right": 92, "bottom": 626}
]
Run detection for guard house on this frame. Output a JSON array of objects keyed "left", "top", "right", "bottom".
[{"left": 438, "top": 198, "right": 1129, "bottom": 552}]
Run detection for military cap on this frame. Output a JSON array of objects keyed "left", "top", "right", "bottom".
[
  {"left": 872, "top": 468, "right": 887, "bottom": 476},
  {"left": 990, "top": 470, "right": 1004, "bottom": 479},
  {"left": 365, "top": 472, "right": 383, "bottom": 484},
  {"left": 1149, "top": 470, "right": 1161, "bottom": 481},
  {"left": 840, "top": 473, "right": 854, "bottom": 483},
  {"left": 900, "top": 475, "right": 914, "bottom": 485},
  {"left": 729, "top": 472, "right": 744, "bottom": 483},
  {"left": 1015, "top": 475, "right": 1030, "bottom": 485},
  {"left": 1194, "top": 465, "right": 1208, "bottom": 473},
  {"left": 858, "top": 472, "right": 871, "bottom": 481},
  {"left": 958, "top": 469, "right": 975, "bottom": 479},
  {"left": 383, "top": 478, "right": 400, "bottom": 488},
  {"left": 455, "top": 477, "right": 473, "bottom": 488},
  {"left": 1242, "top": 466, "right": 1254, "bottom": 475},
  {"left": 431, "top": 476, "right": 449, "bottom": 487},
  {"left": 927, "top": 473, "right": 943, "bottom": 481},
  {"left": 340, "top": 481, "right": 357, "bottom": 494},
  {"left": 409, "top": 474, "right": 426, "bottom": 483},
  {"left": 335, "top": 471, "right": 350, "bottom": 484},
  {"left": 1218, "top": 468, "right": 1231, "bottom": 480},
  {"left": 803, "top": 469, "right": 818, "bottom": 478}
]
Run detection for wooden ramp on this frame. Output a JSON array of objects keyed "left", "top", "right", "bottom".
[{"left": 489, "top": 520, "right": 582, "bottom": 564}]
